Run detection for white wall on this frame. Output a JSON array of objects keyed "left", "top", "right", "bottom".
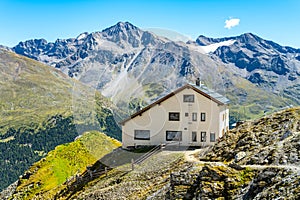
[{"left": 122, "top": 87, "right": 228, "bottom": 148}]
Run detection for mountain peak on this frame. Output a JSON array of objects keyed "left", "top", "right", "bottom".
[
  {"left": 196, "top": 33, "right": 262, "bottom": 46},
  {"left": 238, "top": 32, "right": 262, "bottom": 43},
  {"left": 102, "top": 21, "right": 139, "bottom": 36}
]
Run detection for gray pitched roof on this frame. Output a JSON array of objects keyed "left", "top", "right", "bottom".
[
  {"left": 191, "top": 84, "right": 230, "bottom": 105},
  {"left": 120, "top": 83, "right": 230, "bottom": 125}
]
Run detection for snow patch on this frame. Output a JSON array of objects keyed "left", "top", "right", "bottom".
[
  {"left": 76, "top": 32, "right": 88, "bottom": 40},
  {"left": 188, "top": 40, "right": 236, "bottom": 54}
]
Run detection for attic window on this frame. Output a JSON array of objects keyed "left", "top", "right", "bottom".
[
  {"left": 183, "top": 94, "right": 194, "bottom": 102},
  {"left": 169, "top": 112, "right": 180, "bottom": 121}
]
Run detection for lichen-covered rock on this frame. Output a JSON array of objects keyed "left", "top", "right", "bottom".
[
  {"left": 202, "top": 107, "right": 300, "bottom": 166},
  {"left": 235, "top": 151, "right": 247, "bottom": 162}
]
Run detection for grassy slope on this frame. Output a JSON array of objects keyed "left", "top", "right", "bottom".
[
  {"left": 226, "top": 74, "right": 294, "bottom": 122},
  {"left": 10, "top": 131, "right": 121, "bottom": 199},
  {"left": 0, "top": 49, "right": 112, "bottom": 133},
  {"left": 0, "top": 49, "right": 121, "bottom": 190}
]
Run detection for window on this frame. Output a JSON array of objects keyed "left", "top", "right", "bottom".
[
  {"left": 166, "top": 131, "right": 182, "bottom": 141},
  {"left": 201, "top": 131, "right": 206, "bottom": 142},
  {"left": 134, "top": 130, "right": 150, "bottom": 140},
  {"left": 201, "top": 112, "right": 206, "bottom": 121},
  {"left": 169, "top": 112, "right": 180, "bottom": 121},
  {"left": 192, "top": 112, "right": 197, "bottom": 121},
  {"left": 185, "top": 112, "right": 189, "bottom": 117},
  {"left": 183, "top": 94, "right": 194, "bottom": 102},
  {"left": 210, "top": 132, "right": 216, "bottom": 142},
  {"left": 192, "top": 131, "right": 197, "bottom": 142}
]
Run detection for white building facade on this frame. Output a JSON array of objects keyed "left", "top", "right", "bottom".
[{"left": 121, "top": 84, "right": 229, "bottom": 149}]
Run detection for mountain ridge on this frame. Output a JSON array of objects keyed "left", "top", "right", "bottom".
[{"left": 10, "top": 21, "right": 300, "bottom": 124}]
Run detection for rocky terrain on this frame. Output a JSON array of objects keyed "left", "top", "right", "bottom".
[
  {"left": 11, "top": 22, "right": 300, "bottom": 124},
  {"left": 168, "top": 107, "right": 300, "bottom": 199},
  {"left": 2, "top": 107, "right": 299, "bottom": 199}
]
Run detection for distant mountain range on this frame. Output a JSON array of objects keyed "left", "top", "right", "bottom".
[{"left": 10, "top": 22, "right": 300, "bottom": 123}]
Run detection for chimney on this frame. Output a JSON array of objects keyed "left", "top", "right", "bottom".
[
  {"left": 136, "top": 105, "right": 141, "bottom": 112},
  {"left": 196, "top": 77, "right": 200, "bottom": 86}
]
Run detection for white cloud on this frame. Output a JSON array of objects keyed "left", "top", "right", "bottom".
[{"left": 224, "top": 18, "right": 240, "bottom": 29}]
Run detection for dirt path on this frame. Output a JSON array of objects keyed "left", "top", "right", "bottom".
[
  {"left": 184, "top": 149, "right": 202, "bottom": 163},
  {"left": 183, "top": 149, "right": 300, "bottom": 175}
]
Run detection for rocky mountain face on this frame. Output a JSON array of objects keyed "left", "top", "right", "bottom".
[
  {"left": 12, "top": 22, "right": 300, "bottom": 123},
  {"left": 196, "top": 33, "right": 300, "bottom": 103},
  {"left": 3, "top": 107, "right": 299, "bottom": 199}
]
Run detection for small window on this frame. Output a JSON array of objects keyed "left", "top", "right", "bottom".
[
  {"left": 192, "top": 131, "right": 197, "bottom": 142},
  {"left": 201, "top": 131, "right": 206, "bottom": 142},
  {"left": 169, "top": 112, "right": 180, "bottom": 121},
  {"left": 183, "top": 94, "right": 194, "bottom": 102},
  {"left": 192, "top": 113, "right": 197, "bottom": 121},
  {"left": 166, "top": 131, "right": 182, "bottom": 141},
  {"left": 134, "top": 130, "right": 150, "bottom": 140},
  {"left": 185, "top": 113, "right": 189, "bottom": 117},
  {"left": 201, "top": 112, "right": 206, "bottom": 121},
  {"left": 210, "top": 132, "right": 216, "bottom": 142}
]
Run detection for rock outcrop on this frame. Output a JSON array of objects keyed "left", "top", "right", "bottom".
[{"left": 166, "top": 107, "right": 300, "bottom": 199}]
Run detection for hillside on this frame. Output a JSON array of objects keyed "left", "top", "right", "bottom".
[
  {"left": 3, "top": 107, "right": 299, "bottom": 199},
  {"left": 11, "top": 22, "right": 300, "bottom": 124},
  {"left": 0, "top": 49, "right": 121, "bottom": 190},
  {"left": 0, "top": 131, "right": 121, "bottom": 199}
]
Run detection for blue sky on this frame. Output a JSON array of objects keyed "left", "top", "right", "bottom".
[{"left": 0, "top": 0, "right": 300, "bottom": 48}]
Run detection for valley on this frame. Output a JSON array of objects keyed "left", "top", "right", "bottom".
[
  {"left": 0, "top": 49, "right": 121, "bottom": 190},
  {"left": 0, "top": 21, "right": 299, "bottom": 199}
]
